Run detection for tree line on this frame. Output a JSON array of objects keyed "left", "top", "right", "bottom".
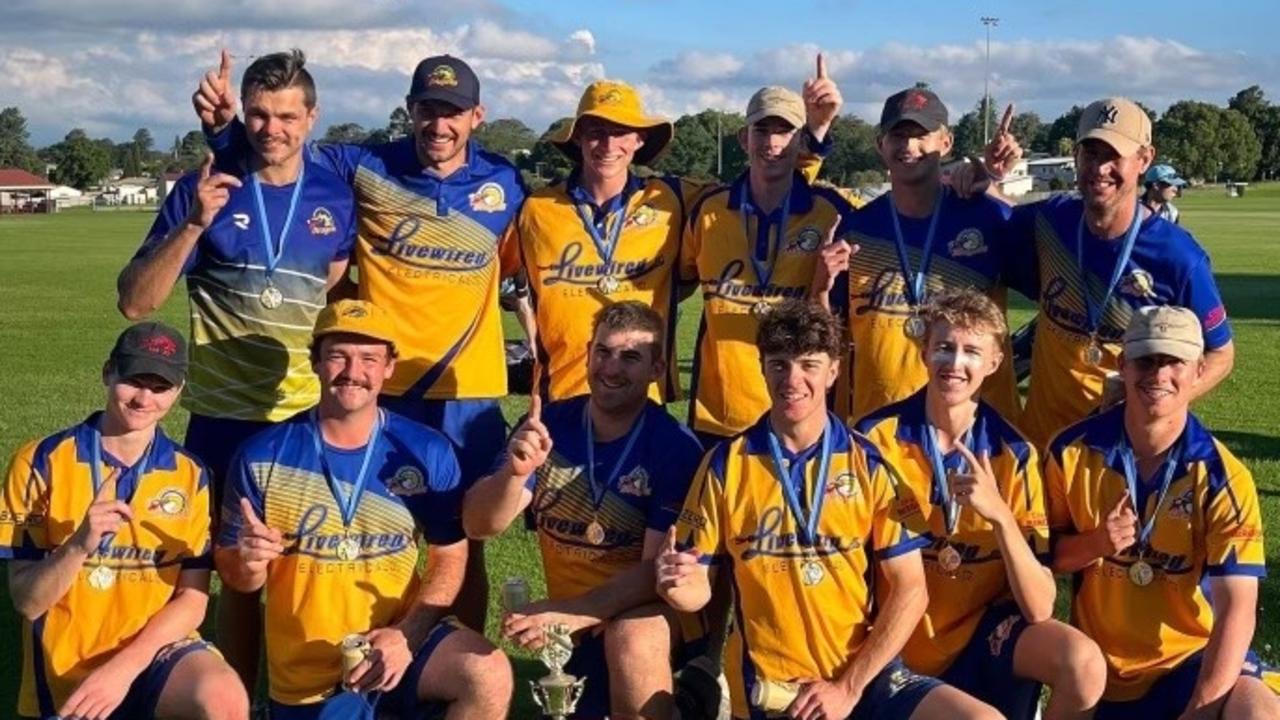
[{"left": 3, "top": 84, "right": 1276, "bottom": 191}]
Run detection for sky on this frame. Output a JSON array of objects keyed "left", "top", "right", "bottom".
[{"left": 4, "top": 0, "right": 1278, "bottom": 147}]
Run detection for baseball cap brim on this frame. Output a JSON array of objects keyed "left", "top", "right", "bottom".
[
  {"left": 405, "top": 87, "right": 477, "bottom": 110},
  {"left": 745, "top": 109, "right": 805, "bottom": 129},
  {"left": 883, "top": 113, "right": 944, "bottom": 133},
  {"left": 1077, "top": 127, "right": 1142, "bottom": 156},
  {"left": 1124, "top": 338, "right": 1203, "bottom": 363},
  {"left": 113, "top": 354, "right": 185, "bottom": 386}
]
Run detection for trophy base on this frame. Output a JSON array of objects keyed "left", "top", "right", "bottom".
[{"left": 530, "top": 670, "right": 586, "bottom": 720}]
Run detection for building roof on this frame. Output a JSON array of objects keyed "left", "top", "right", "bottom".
[{"left": 0, "top": 168, "right": 54, "bottom": 189}]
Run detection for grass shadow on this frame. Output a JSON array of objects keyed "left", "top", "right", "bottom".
[{"left": 1216, "top": 275, "right": 1280, "bottom": 323}]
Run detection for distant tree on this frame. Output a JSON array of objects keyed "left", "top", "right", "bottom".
[
  {"left": 47, "top": 128, "right": 112, "bottom": 189},
  {"left": 1155, "top": 101, "right": 1260, "bottom": 181},
  {"left": 0, "top": 106, "right": 43, "bottom": 174},
  {"left": 526, "top": 117, "right": 576, "bottom": 182},
  {"left": 1228, "top": 86, "right": 1280, "bottom": 179},
  {"left": 364, "top": 128, "right": 391, "bottom": 145},
  {"left": 119, "top": 142, "right": 142, "bottom": 176},
  {"left": 132, "top": 128, "right": 154, "bottom": 155},
  {"left": 651, "top": 112, "right": 718, "bottom": 180},
  {"left": 387, "top": 107, "right": 412, "bottom": 140},
  {"left": 1216, "top": 108, "right": 1262, "bottom": 180},
  {"left": 823, "top": 115, "right": 880, "bottom": 187},
  {"left": 1008, "top": 111, "right": 1045, "bottom": 154},
  {"left": 1043, "top": 105, "right": 1085, "bottom": 156},
  {"left": 322, "top": 123, "right": 369, "bottom": 145},
  {"left": 951, "top": 98, "right": 998, "bottom": 159},
  {"left": 177, "top": 131, "right": 208, "bottom": 170},
  {"left": 473, "top": 118, "right": 538, "bottom": 158}
]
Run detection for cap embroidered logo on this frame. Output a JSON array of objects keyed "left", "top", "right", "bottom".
[{"left": 140, "top": 335, "right": 178, "bottom": 357}]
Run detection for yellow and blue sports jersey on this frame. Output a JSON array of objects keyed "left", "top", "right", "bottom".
[
  {"left": 854, "top": 389, "right": 1049, "bottom": 677},
  {"left": 0, "top": 414, "right": 212, "bottom": 720},
  {"left": 216, "top": 409, "right": 464, "bottom": 705},
  {"left": 681, "top": 174, "right": 854, "bottom": 437},
  {"left": 207, "top": 122, "right": 525, "bottom": 400},
  {"left": 830, "top": 188, "right": 1021, "bottom": 423},
  {"left": 1006, "top": 195, "right": 1233, "bottom": 448},
  {"left": 502, "top": 172, "right": 706, "bottom": 404},
  {"left": 140, "top": 156, "right": 356, "bottom": 422},
  {"left": 673, "top": 411, "right": 930, "bottom": 718},
  {"left": 504, "top": 395, "right": 705, "bottom": 601},
  {"left": 1044, "top": 406, "right": 1265, "bottom": 702}
]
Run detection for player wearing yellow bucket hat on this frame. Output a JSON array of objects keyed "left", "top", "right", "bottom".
[{"left": 502, "top": 66, "right": 838, "bottom": 406}]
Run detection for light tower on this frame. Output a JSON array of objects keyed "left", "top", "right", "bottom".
[{"left": 981, "top": 16, "right": 999, "bottom": 143}]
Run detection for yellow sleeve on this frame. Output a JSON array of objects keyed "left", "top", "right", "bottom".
[
  {"left": 184, "top": 465, "right": 214, "bottom": 568},
  {"left": 679, "top": 204, "right": 702, "bottom": 284},
  {"left": 498, "top": 218, "right": 522, "bottom": 279},
  {"left": 1043, "top": 444, "right": 1075, "bottom": 533},
  {"left": 869, "top": 451, "right": 930, "bottom": 558},
  {"left": 677, "top": 177, "right": 714, "bottom": 211},
  {"left": 1204, "top": 461, "right": 1266, "bottom": 577},
  {"left": 675, "top": 452, "right": 725, "bottom": 562},
  {"left": 796, "top": 150, "right": 824, "bottom": 185},
  {"left": 0, "top": 442, "right": 52, "bottom": 559},
  {"left": 1010, "top": 444, "right": 1051, "bottom": 562}
]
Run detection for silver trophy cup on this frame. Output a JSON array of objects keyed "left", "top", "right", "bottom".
[{"left": 529, "top": 623, "right": 585, "bottom": 719}]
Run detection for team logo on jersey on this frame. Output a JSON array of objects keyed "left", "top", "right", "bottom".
[
  {"left": 147, "top": 488, "right": 188, "bottom": 516},
  {"left": 1119, "top": 269, "right": 1156, "bottom": 298},
  {"left": 308, "top": 207, "right": 337, "bottom": 236},
  {"left": 786, "top": 227, "right": 824, "bottom": 253},
  {"left": 949, "top": 228, "right": 988, "bottom": 257},
  {"left": 624, "top": 204, "right": 657, "bottom": 229},
  {"left": 1168, "top": 488, "right": 1194, "bottom": 520},
  {"left": 988, "top": 614, "right": 1020, "bottom": 656},
  {"left": 825, "top": 472, "right": 858, "bottom": 500},
  {"left": 388, "top": 466, "right": 426, "bottom": 496},
  {"left": 232, "top": 213, "right": 250, "bottom": 230},
  {"left": 469, "top": 182, "right": 507, "bottom": 212},
  {"left": 617, "top": 467, "right": 652, "bottom": 497},
  {"left": 428, "top": 65, "right": 458, "bottom": 87}
]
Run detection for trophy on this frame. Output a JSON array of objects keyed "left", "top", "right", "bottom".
[{"left": 529, "top": 622, "right": 585, "bottom": 719}]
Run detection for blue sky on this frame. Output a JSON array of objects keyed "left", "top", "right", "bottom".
[{"left": 3, "top": 0, "right": 1276, "bottom": 147}]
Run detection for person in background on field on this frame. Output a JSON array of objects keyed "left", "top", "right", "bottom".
[{"left": 1142, "top": 164, "right": 1187, "bottom": 224}]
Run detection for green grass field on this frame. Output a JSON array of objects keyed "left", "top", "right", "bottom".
[{"left": 0, "top": 183, "right": 1277, "bottom": 715}]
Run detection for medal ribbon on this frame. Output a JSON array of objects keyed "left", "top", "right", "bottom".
[
  {"left": 249, "top": 163, "right": 306, "bottom": 283},
  {"left": 766, "top": 418, "right": 832, "bottom": 548},
  {"left": 923, "top": 421, "right": 973, "bottom": 537},
  {"left": 739, "top": 183, "right": 793, "bottom": 295},
  {"left": 1117, "top": 430, "right": 1184, "bottom": 552},
  {"left": 88, "top": 418, "right": 152, "bottom": 564},
  {"left": 312, "top": 409, "right": 383, "bottom": 531},
  {"left": 888, "top": 187, "right": 945, "bottom": 312},
  {"left": 583, "top": 405, "right": 648, "bottom": 511},
  {"left": 1074, "top": 202, "right": 1142, "bottom": 340},
  {"left": 574, "top": 191, "right": 631, "bottom": 275}
]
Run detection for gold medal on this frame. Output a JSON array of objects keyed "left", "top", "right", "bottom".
[
  {"left": 88, "top": 564, "right": 117, "bottom": 590},
  {"left": 801, "top": 558, "right": 825, "bottom": 586},
  {"left": 938, "top": 544, "right": 962, "bottom": 573},
  {"left": 903, "top": 314, "right": 927, "bottom": 339},
  {"left": 336, "top": 536, "right": 361, "bottom": 561},
  {"left": 260, "top": 284, "right": 284, "bottom": 309},
  {"left": 751, "top": 300, "right": 772, "bottom": 319},
  {"left": 597, "top": 275, "right": 619, "bottom": 294},
  {"left": 585, "top": 520, "right": 606, "bottom": 545},
  {"left": 1129, "top": 560, "right": 1154, "bottom": 587},
  {"left": 1084, "top": 341, "right": 1104, "bottom": 367}
]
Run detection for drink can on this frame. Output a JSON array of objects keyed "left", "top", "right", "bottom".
[
  {"left": 341, "top": 633, "right": 371, "bottom": 679},
  {"left": 502, "top": 576, "right": 530, "bottom": 612}
]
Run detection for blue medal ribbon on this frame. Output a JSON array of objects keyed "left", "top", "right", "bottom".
[
  {"left": 1075, "top": 202, "right": 1142, "bottom": 340},
  {"left": 574, "top": 193, "right": 630, "bottom": 276},
  {"left": 922, "top": 422, "right": 972, "bottom": 536},
  {"left": 89, "top": 418, "right": 152, "bottom": 498},
  {"left": 312, "top": 409, "right": 384, "bottom": 531},
  {"left": 249, "top": 163, "right": 306, "bottom": 285},
  {"left": 888, "top": 187, "right": 945, "bottom": 311},
  {"left": 583, "top": 405, "right": 648, "bottom": 510},
  {"left": 766, "top": 419, "right": 831, "bottom": 548},
  {"left": 739, "top": 184, "right": 793, "bottom": 295},
  {"left": 1117, "top": 430, "right": 1184, "bottom": 553}
]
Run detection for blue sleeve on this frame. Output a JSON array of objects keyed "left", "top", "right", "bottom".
[
  {"left": 1002, "top": 203, "right": 1040, "bottom": 300},
  {"left": 646, "top": 430, "right": 705, "bottom": 532},
  {"left": 204, "top": 118, "right": 252, "bottom": 174},
  {"left": 135, "top": 175, "right": 199, "bottom": 274},
  {"left": 805, "top": 127, "right": 834, "bottom": 157},
  {"left": 1179, "top": 254, "right": 1232, "bottom": 350},
  {"left": 335, "top": 202, "right": 357, "bottom": 261},
  {"left": 216, "top": 450, "right": 263, "bottom": 548},
  {"left": 308, "top": 142, "right": 367, "bottom": 185},
  {"left": 408, "top": 439, "right": 466, "bottom": 545}
]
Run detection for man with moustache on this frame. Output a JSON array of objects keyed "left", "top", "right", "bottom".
[
  {"left": 215, "top": 300, "right": 512, "bottom": 719},
  {"left": 464, "top": 301, "right": 706, "bottom": 719},
  {"left": 194, "top": 52, "right": 525, "bottom": 631},
  {"left": 505, "top": 59, "right": 839, "bottom": 404},
  {"left": 1045, "top": 306, "right": 1276, "bottom": 719},
  {"left": 121, "top": 49, "right": 358, "bottom": 690},
  {"left": 955, "top": 98, "right": 1234, "bottom": 448},
  {"left": 682, "top": 75, "right": 851, "bottom": 448},
  {"left": 809, "top": 87, "right": 1023, "bottom": 424}
]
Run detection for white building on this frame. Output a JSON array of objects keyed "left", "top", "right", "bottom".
[{"left": 1026, "top": 157, "right": 1076, "bottom": 191}]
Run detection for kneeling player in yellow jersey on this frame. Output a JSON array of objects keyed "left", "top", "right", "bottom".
[
  {"left": 1047, "top": 306, "right": 1278, "bottom": 720},
  {"left": 465, "top": 302, "right": 707, "bottom": 719},
  {"left": 659, "top": 301, "right": 1000, "bottom": 720},
  {"left": 1, "top": 323, "right": 247, "bottom": 720},
  {"left": 214, "top": 301, "right": 510, "bottom": 719},
  {"left": 855, "top": 288, "right": 1105, "bottom": 720}
]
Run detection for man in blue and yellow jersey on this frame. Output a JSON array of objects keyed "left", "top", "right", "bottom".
[
  {"left": 125, "top": 49, "right": 357, "bottom": 691},
  {"left": 215, "top": 300, "right": 511, "bottom": 719},
  {"left": 855, "top": 288, "right": 1104, "bottom": 720},
  {"left": 465, "top": 301, "right": 705, "bottom": 719},
  {"left": 1, "top": 322, "right": 247, "bottom": 720},
  {"left": 1046, "top": 306, "right": 1276, "bottom": 720},
  {"left": 810, "top": 88, "right": 1022, "bottom": 424},
  {"left": 506, "top": 57, "right": 840, "bottom": 405},
  {"left": 658, "top": 300, "right": 1002, "bottom": 720},
  {"left": 193, "top": 52, "right": 526, "bottom": 631},
  {"left": 682, "top": 71, "right": 851, "bottom": 447},
  {"left": 956, "top": 97, "right": 1234, "bottom": 448}
]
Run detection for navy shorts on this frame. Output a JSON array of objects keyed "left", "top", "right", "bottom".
[
  {"left": 184, "top": 413, "right": 274, "bottom": 510},
  {"left": 269, "top": 618, "right": 460, "bottom": 720},
  {"left": 379, "top": 396, "right": 507, "bottom": 487},
  {"left": 58, "top": 638, "right": 216, "bottom": 720},
  {"left": 1095, "top": 648, "right": 1268, "bottom": 719},
  {"left": 848, "top": 657, "right": 941, "bottom": 720},
  {"left": 938, "top": 601, "right": 1040, "bottom": 720}
]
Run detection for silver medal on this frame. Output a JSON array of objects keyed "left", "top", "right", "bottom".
[
  {"left": 1129, "top": 560, "right": 1154, "bottom": 587},
  {"left": 1084, "top": 342, "right": 1104, "bottom": 367},
  {"left": 751, "top": 300, "right": 772, "bottom": 319},
  {"left": 336, "top": 536, "right": 361, "bottom": 561},
  {"left": 903, "top": 315, "right": 927, "bottom": 339},
  {"left": 260, "top": 284, "right": 284, "bottom": 309},
  {"left": 938, "top": 544, "right": 962, "bottom": 573},
  {"left": 597, "top": 275, "right": 619, "bottom": 294},
  {"left": 585, "top": 520, "right": 606, "bottom": 546},
  {"left": 801, "top": 559, "right": 825, "bottom": 586},
  {"left": 88, "top": 564, "right": 117, "bottom": 590}
]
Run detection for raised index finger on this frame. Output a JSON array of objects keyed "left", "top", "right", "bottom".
[
  {"left": 998, "top": 103, "right": 1014, "bottom": 136},
  {"left": 199, "top": 152, "right": 213, "bottom": 181},
  {"left": 665, "top": 525, "right": 677, "bottom": 554},
  {"left": 816, "top": 52, "right": 827, "bottom": 79},
  {"left": 219, "top": 48, "right": 233, "bottom": 84},
  {"left": 528, "top": 394, "right": 542, "bottom": 423},
  {"left": 240, "top": 497, "right": 265, "bottom": 529}
]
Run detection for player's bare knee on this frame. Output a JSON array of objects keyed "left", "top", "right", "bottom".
[
  {"left": 604, "top": 604, "right": 675, "bottom": 664},
  {"left": 188, "top": 664, "right": 250, "bottom": 720},
  {"left": 1054, "top": 634, "right": 1107, "bottom": 702},
  {"left": 454, "top": 635, "right": 514, "bottom": 700}
]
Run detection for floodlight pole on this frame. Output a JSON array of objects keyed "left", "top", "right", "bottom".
[{"left": 981, "top": 16, "right": 999, "bottom": 144}]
